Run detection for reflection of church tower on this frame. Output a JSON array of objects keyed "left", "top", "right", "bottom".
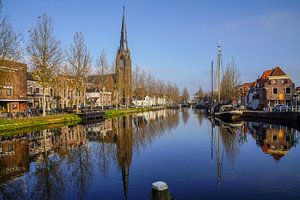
[
  {"left": 115, "top": 7, "right": 132, "bottom": 107},
  {"left": 116, "top": 115, "right": 133, "bottom": 200}
]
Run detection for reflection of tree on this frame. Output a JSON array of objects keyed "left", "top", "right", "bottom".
[
  {"left": 194, "top": 109, "right": 205, "bottom": 126},
  {"left": 132, "top": 110, "right": 179, "bottom": 152},
  {"left": 181, "top": 108, "right": 190, "bottom": 125},
  {"left": 0, "top": 178, "right": 26, "bottom": 200},
  {"left": 31, "top": 130, "right": 64, "bottom": 200},
  {"left": 66, "top": 126, "right": 92, "bottom": 200},
  {"left": 33, "top": 152, "right": 64, "bottom": 199},
  {"left": 0, "top": 109, "right": 182, "bottom": 200},
  {"left": 220, "top": 126, "right": 242, "bottom": 166}
]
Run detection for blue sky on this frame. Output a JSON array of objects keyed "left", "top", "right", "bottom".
[{"left": 3, "top": 0, "right": 300, "bottom": 94}]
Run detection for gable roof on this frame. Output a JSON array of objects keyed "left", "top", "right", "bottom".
[{"left": 269, "top": 66, "right": 286, "bottom": 76}]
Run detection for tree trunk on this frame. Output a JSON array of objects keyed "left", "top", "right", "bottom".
[
  {"left": 76, "top": 92, "right": 79, "bottom": 114},
  {"left": 43, "top": 87, "right": 46, "bottom": 116},
  {"left": 101, "top": 89, "right": 104, "bottom": 110}
]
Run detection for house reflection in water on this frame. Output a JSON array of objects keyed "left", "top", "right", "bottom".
[
  {"left": 0, "top": 138, "right": 29, "bottom": 184},
  {"left": 0, "top": 110, "right": 180, "bottom": 199},
  {"left": 0, "top": 125, "right": 88, "bottom": 190},
  {"left": 246, "top": 122, "right": 299, "bottom": 160}
]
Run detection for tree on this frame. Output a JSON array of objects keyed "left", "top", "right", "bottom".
[
  {"left": 68, "top": 32, "right": 91, "bottom": 114},
  {"left": 0, "top": 0, "right": 22, "bottom": 60},
  {"left": 182, "top": 87, "right": 190, "bottom": 103},
  {"left": 95, "top": 50, "right": 109, "bottom": 110},
  {"left": 27, "top": 14, "right": 62, "bottom": 116},
  {"left": 221, "top": 59, "right": 240, "bottom": 102},
  {"left": 195, "top": 85, "right": 204, "bottom": 102}
]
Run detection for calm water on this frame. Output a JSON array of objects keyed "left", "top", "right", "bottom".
[{"left": 0, "top": 109, "right": 300, "bottom": 200}]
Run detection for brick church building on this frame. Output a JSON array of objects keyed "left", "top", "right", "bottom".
[{"left": 88, "top": 7, "right": 132, "bottom": 108}]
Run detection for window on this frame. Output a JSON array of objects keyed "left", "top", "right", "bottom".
[
  {"left": 35, "top": 88, "right": 39, "bottom": 94},
  {"left": 29, "top": 87, "right": 33, "bottom": 93},
  {"left": 273, "top": 135, "right": 278, "bottom": 141},
  {"left": 6, "top": 89, "right": 12, "bottom": 96},
  {"left": 8, "top": 144, "right": 14, "bottom": 152},
  {"left": 286, "top": 87, "right": 291, "bottom": 94},
  {"left": 271, "top": 80, "right": 276, "bottom": 84},
  {"left": 273, "top": 88, "right": 278, "bottom": 94}
]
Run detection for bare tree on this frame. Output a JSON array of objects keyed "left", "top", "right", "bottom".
[
  {"left": 27, "top": 14, "right": 62, "bottom": 116},
  {"left": 68, "top": 32, "right": 91, "bottom": 114},
  {"left": 182, "top": 87, "right": 190, "bottom": 103},
  {"left": 221, "top": 59, "right": 240, "bottom": 102},
  {"left": 194, "top": 85, "right": 204, "bottom": 102},
  {"left": 0, "top": 0, "right": 22, "bottom": 60},
  {"left": 95, "top": 50, "right": 109, "bottom": 110}
]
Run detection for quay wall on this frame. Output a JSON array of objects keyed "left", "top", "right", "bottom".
[{"left": 242, "top": 111, "right": 300, "bottom": 121}]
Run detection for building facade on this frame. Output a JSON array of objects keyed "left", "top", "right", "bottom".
[
  {"left": 246, "top": 66, "right": 295, "bottom": 110},
  {"left": 0, "top": 59, "right": 27, "bottom": 112},
  {"left": 86, "top": 91, "right": 112, "bottom": 108}
]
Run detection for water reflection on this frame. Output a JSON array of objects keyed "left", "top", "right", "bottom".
[
  {"left": 0, "top": 109, "right": 299, "bottom": 199},
  {"left": 0, "top": 109, "right": 179, "bottom": 199},
  {"left": 209, "top": 118, "right": 299, "bottom": 188},
  {"left": 246, "top": 122, "right": 299, "bottom": 161}
]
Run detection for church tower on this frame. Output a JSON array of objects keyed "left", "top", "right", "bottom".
[{"left": 115, "top": 7, "right": 132, "bottom": 107}]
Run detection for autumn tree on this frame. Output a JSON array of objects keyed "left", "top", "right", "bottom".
[
  {"left": 27, "top": 14, "right": 62, "bottom": 116},
  {"left": 221, "top": 59, "right": 240, "bottom": 102},
  {"left": 68, "top": 32, "right": 91, "bottom": 114}
]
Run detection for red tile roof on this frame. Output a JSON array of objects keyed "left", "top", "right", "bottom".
[
  {"left": 257, "top": 70, "right": 272, "bottom": 87},
  {"left": 261, "top": 70, "right": 272, "bottom": 79}
]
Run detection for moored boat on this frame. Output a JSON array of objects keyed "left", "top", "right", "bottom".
[{"left": 214, "top": 105, "right": 243, "bottom": 121}]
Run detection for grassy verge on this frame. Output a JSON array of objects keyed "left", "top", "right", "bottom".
[
  {"left": 104, "top": 107, "right": 166, "bottom": 118},
  {"left": 0, "top": 114, "right": 81, "bottom": 132}
]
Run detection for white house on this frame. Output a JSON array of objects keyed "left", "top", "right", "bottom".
[{"left": 86, "top": 91, "right": 112, "bottom": 107}]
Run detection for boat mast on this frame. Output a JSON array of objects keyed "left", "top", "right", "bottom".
[
  {"left": 217, "top": 41, "right": 222, "bottom": 103},
  {"left": 211, "top": 60, "right": 214, "bottom": 106}
]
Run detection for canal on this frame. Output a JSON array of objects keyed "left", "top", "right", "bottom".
[{"left": 0, "top": 109, "right": 300, "bottom": 200}]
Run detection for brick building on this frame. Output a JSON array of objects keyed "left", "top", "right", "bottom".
[
  {"left": 27, "top": 72, "right": 52, "bottom": 109},
  {"left": 0, "top": 59, "right": 27, "bottom": 112},
  {"left": 88, "top": 8, "right": 132, "bottom": 108},
  {"left": 247, "top": 66, "right": 295, "bottom": 110}
]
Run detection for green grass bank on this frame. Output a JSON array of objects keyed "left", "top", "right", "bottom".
[
  {"left": 0, "top": 114, "right": 81, "bottom": 132},
  {"left": 104, "top": 107, "right": 166, "bottom": 118}
]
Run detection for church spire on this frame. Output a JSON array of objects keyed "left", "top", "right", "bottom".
[{"left": 120, "top": 6, "right": 128, "bottom": 51}]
